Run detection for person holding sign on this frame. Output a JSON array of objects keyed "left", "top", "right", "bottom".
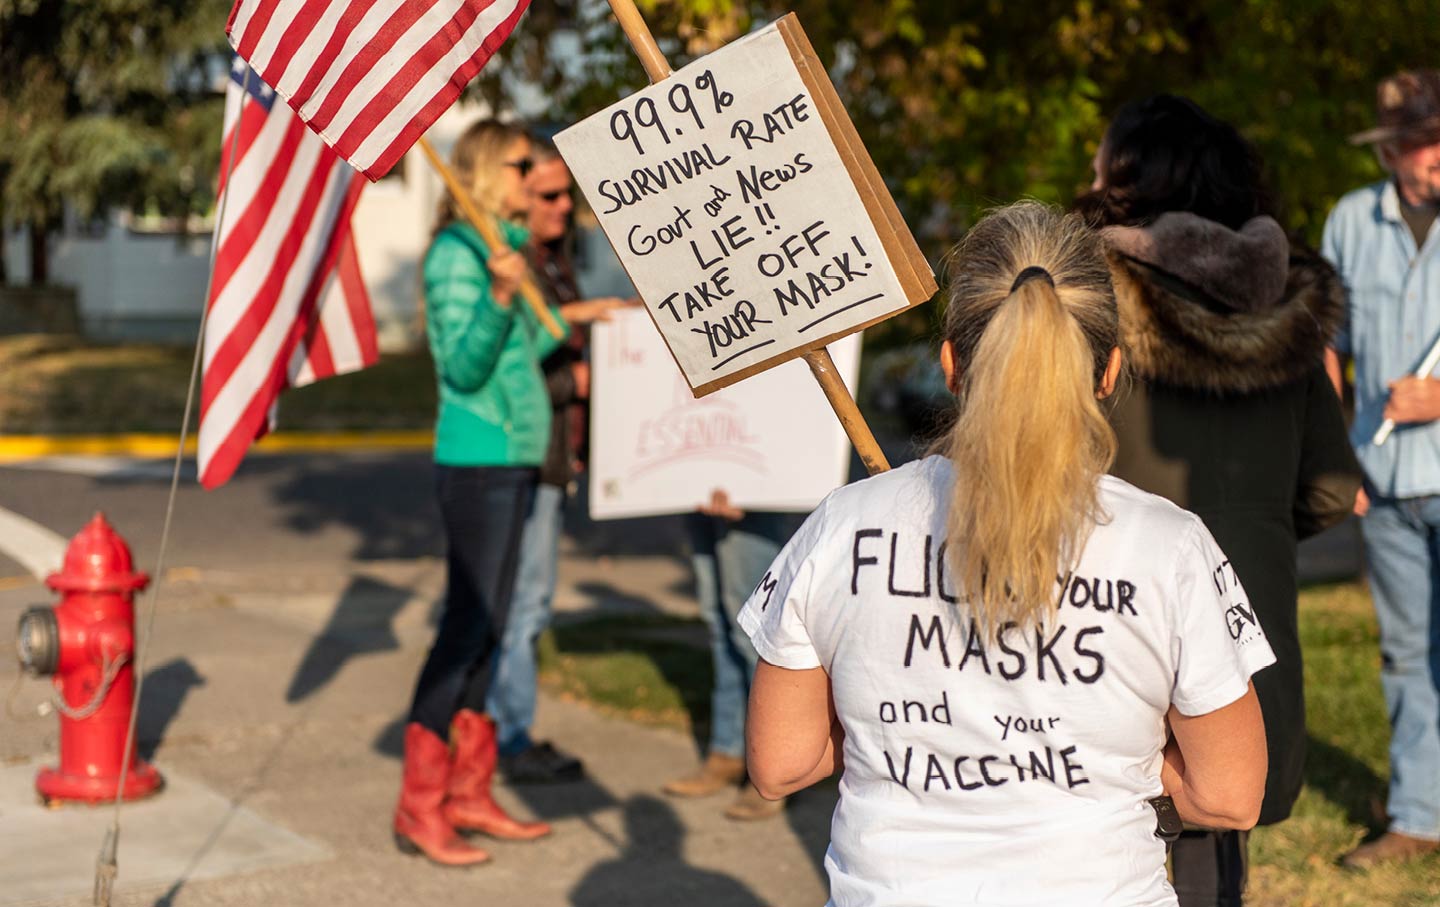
[
  {"left": 663, "top": 492, "right": 799, "bottom": 820},
  {"left": 394, "top": 120, "right": 565, "bottom": 866},
  {"left": 739, "top": 202, "right": 1272, "bottom": 906},
  {"left": 1080, "top": 95, "right": 1361, "bottom": 903},
  {"left": 487, "top": 139, "right": 631, "bottom": 784}
]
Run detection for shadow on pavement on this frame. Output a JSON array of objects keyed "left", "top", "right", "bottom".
[
  {"left": 782, "top": 782, "right": 838, "bottom": 886},
  {"left": 138, "top": 658, "right": 207, "bottom": 761},
  {"left": 508, "top": 774, "right": 621, "bottom": 826},
  {"left": 270, "top": 453, "right": 444, "bottom": 561},
  {"left": 1305, "top": 734, "right": 1388, "bottom": 832},
  {"left": 285, "top": 575, "right": 412, "bottom": 703},
  {"left": 569, "top": 794, "right": 768, "bottom": 907},
  {"left": 149, "top": 700, "right": 323, "bottom": 907},
  {"left": 372, "top": 716, "right": 406, "bottom": 759}
]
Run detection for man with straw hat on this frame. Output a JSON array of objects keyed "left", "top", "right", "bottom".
[{"left": 1324, "top": 68, "right": 1440, "bottom": 870}]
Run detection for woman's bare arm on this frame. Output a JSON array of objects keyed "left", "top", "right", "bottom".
[
  {"left": 746, "top": 659, "right": 842, "bottom": 800},
  {"left": 1162, "top": 682, "right": 1267, "bottom": 829}
]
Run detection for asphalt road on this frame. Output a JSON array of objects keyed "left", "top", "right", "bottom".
[{"left": 0, "top": 450, "right": 702, "bottom": 581}]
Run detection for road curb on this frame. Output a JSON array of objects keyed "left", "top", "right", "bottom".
[{"left": 0, "top": 431, "right": 433, "bottom": 462}]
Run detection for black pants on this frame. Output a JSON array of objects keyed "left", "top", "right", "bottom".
[
  {"left": 1171, "top": 829, "right": 1248, "bottom": 907},
  {"left": 408, "top": 465, "right": 536, "bottom": 739}
]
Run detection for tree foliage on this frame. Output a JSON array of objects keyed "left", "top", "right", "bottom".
[
  {"left": 0, "top": 0, "right": 229, "bottom": 281},
  {"left": 505, "top": 0, "right": 1438, "bottom": 262},
  {"left": 3, "top": 0, "right": 1434, "bottom": 313},
  {"left": 493, "top": 0, "right": 1436, "bottom": 343}
]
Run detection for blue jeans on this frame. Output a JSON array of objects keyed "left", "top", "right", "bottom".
[
  {"left": 409, "top": 466, "right": 535, "bottom": 739},
  {"left": 487, "top": 483, "right": 565, "bottom": 755},
  {"left": 688, "top": 512, "right": 795, "bottom": 758},
  {"left": 1361, "top": 494, "right": 1440, "bottom": 841}
]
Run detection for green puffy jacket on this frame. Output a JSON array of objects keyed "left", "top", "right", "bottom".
[{"left": 424, "top": 219, "right": 569, "bottom": 466}]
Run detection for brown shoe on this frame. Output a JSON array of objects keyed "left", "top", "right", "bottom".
[
  {"left": 724, "top": 782, "right": 786, "bottom": 821},
  {"left": 662, "top": 753, "right": 745, "bottom": 798},
  {"left": 1341, "top": 831, "right": 1440, "bottom": 870}
]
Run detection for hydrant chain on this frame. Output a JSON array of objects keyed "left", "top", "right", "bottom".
[{"left": 51, "top": 648, "right": 130, "bottom": 722}]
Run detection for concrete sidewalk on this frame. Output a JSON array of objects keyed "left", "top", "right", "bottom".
[
  {"left": 0, "top": 547, "right": 834, "bottom": 907},
  {"left": 0, "top": 443, "right": 1363, "bottom": 907}
]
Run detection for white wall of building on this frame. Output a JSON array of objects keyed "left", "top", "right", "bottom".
[{"left": 3, "top": 93, "right": 634, "bottom": 349}]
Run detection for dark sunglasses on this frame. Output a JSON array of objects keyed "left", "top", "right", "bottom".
[
  {"left": 536, "top": 189, "right": 570, "bottom": 203},
  {"left": 505, "top": 157, "right": 535, "bottom": 178}
]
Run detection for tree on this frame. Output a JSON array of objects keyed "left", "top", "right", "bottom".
[
  {"left": 0, "top": 0, "right": 229, "bottom": 284},
  {"left": 503, "top": 0, "right": 1438, "bottom": 344}
]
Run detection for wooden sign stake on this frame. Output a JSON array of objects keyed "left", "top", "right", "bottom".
[
  {"left": 416, "top": 135, "right": 564, "bottom": 340},
  {"left": 603, "top": 0, "right": 891, "bottom": 475}
]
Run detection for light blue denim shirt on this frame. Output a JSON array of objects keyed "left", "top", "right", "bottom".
[{"left": 1324, "top": 179, "right": 1440, "bottom": 498}]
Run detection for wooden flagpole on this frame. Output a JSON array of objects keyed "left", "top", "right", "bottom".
[
  {"left": 602, "top": 0, "right": 891, "bottom": 475},
  {"left": 416, "top": 136, "right": 564, "bottom": 340}
]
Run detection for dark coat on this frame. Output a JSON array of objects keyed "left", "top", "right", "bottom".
[
  {"left": 1102, "top": 212, "right": 1363, "bottom": 826},
  {"left": 528, "top": 241, "right": 585, "bottom": 489}
]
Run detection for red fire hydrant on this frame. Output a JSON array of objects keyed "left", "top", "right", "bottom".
[{"left": 15, "top": 513, "right": 164, "bottom": 805}]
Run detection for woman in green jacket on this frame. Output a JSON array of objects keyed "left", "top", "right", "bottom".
[{"left": 393, "top": 120, "right": 568, "bottom": 866}]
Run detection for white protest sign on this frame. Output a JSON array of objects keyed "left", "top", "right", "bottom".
[
  {"left": 556, "top": 19, "right": 927, "bottom": 396},
  {"left": 588, "top": 307, "right": 861, "bottom": 519}
]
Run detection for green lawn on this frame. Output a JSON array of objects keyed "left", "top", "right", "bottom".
[
  {"left": 537, "top": 581, "right": 1440, "bottom": 903},
  {"left": 1248, "top": 582, "right": 1440, "bottom": 906},
  {"left": 0, "top": 335, "right": 436, "bottom": 433}
]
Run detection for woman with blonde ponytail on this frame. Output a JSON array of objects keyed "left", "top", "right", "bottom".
[{"left": 739, "top": 202, "right": 1273, "bottom": 906}]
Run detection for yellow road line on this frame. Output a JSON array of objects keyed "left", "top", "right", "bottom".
[{"left": 0, "top": 431, "right": 433, "bottom": 462}]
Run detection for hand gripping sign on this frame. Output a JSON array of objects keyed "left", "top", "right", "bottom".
[{"left": 557, "top": 7, "right": 937, "bottom": 475}]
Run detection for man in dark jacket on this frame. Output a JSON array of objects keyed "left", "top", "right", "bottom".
[{"left": 486, "top": 141, "right": 628, "bottom": 783}]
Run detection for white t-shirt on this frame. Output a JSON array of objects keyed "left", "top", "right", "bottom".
[{"left": 738, "top": 456, "right": 1275, "bottom": 907}]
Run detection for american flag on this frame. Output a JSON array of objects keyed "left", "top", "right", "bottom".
[
  {"left": 226, "top": 0, "right": 532, "bottom": 180},
  {"left": 198, "top": 61, "right": 378, "bottom": 489}
]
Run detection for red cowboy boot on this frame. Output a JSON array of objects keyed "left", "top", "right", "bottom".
[
  {"left": 442, "top": 709, "right": 552, "bottom": 840},
  {"left": 393, "top": 723, "right": 491, "bottom": 866}
]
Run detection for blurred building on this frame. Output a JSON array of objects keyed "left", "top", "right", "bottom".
[{"left": 1, "top": 99, "right": 630, "bottom": 349}]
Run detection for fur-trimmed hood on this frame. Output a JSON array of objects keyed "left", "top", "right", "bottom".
[{"left": 1102, "top": 213, "right": 1346, "bottom": 395}]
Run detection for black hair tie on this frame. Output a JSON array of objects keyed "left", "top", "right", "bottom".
[{"left": 1010, "top": 266, "right": 1055, "bottom": 292}]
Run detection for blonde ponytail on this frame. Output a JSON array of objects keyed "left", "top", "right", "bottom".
[{"left": 938, "top": 202, "right": 1119, "bottom": 632}]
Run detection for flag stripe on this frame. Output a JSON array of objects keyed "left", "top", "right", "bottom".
[
  {"left": 209, "top": 117, "right": 313, "bottom": 317},
  {"left": 360, "top": 0, "right": 528, "bottom": 178},
  {"left": 227, "top": 0, "right": 531, "bottom": 179},
  {"left": 233, "top": 0, "right": 284, "bottom": 61},
  {"left": 276, "top": 0, "right": 374, "bottom": 102},
  {"left": 199, "top": 66, "right": 376, "bottom": 488},
  {"left": 216, "top": 99, "right": 274, "bottom": 199},
  {"left": 337, "top": 235, "right": 378, "bottom": 363},
  {"left": 290, "top": 1, "right": 394, "bottom": 127},
  {"left": 305, "top": 0, "right": 441, "bottom": 137},
  {"left": 299, "top": 311, "right": 337, "bottom": 383},
  {"left": 331, "top": 0, "right": 489, "bottom": 163},
  {"left": 204, "top": 147, "right": 345, "bottom": 415},
  {"left": 259, "top": 0, "right": 330, "bottom": 89},
  {"left": 318, "top": 271, "right": 361, "bottom": 373},
  {"left": 200, "top": 161, "right": 350, "bottom": 477},
  {"left": 290, "top": 335, "right": 318, "bottom": 388}
]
